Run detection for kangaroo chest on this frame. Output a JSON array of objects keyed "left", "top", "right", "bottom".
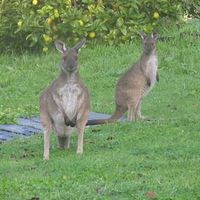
[
  {"left": 145, "top": 55, "right": 157, "bottom": 83},
  {"left": 54, "top": 83, "right": 83, "bottom": 119}
]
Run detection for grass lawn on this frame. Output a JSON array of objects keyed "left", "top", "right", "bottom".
[{"left": 0, "top": 24, "right": 200, "bottom": 199}]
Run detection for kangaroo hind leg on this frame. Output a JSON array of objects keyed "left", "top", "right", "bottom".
[
  {"left": 136, "top": 99, "right": 153, "bottom": 120},
  {"left": 57, "top": 136, "right": 70, "bottom": 149},
  {"left": 127, "top": 103, "right": 138, "bottom": 122}
]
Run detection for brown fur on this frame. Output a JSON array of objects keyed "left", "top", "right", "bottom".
[
  {"left": 86, "top": 31, "right": 159, "bottom": 125},
  {"left": 40, "top": 38, "right": 90, "bottom": 159}
]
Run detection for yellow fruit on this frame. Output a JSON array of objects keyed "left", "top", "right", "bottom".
[
  {"left": 46, "top": 18, "right": 52, "bottom": 24},
  {"left": 74, "top": 38, "right": 79, "bottom": 42},
  {"left": 113, "top": 4, "right": 119, "bottom": 9},
  {"left": 30, "top": 11, "right": 35, "bottom": 15},
  {"left": 77, "top": 20, "right": 84, "bottom": 26},
  {"left": 54, "top": 9, "right": 59, "bottom": 13},
  {"left": 152, "top": 22, "right": 156, "bottom": 26},
  {"left": 17, "top": 21, "right": 22, "bottom": 27},
  {"left": 89, "top": 32, "right": 96, "bottom": 38},
  {"left": 44, "top": 37, "right": 51, "bottom": 42},
  {"left": 97, "top": 0, "right": 103, "bottom": 5},
  {"left": 153, "top": 12, "right": 159, "bottom": 18},
  {"left": 54, "top": 13, "right": 60, "bottom": 18},
  {"left": 53, "top": 35, "right": 58, "bottom": 39},
  {"left": 121, "top": 35, "right": 127, "bottom": 41},
  {"left": 43, "top": 47, "right": 48, "bottom": 52},
  {"left": 32, "top": 0, "right": 38, "bottom": 5},
  {"left": 52, "top": 25, "right": 57, "bottom": 30}
]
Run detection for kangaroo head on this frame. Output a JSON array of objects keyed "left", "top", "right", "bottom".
[
  {"left": 54, "top": 38, "right": 86, "bottom": 73},
  {"left": 139, "top": 31, "right": 158, "bottom": 55}
]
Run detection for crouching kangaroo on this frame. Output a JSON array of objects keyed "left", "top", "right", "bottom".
[
  {"left": 87, "top": 31, "right": 159, "bottom": 125},
  {"left": 40, "top": 38, "right": 90, "bottom": 159}
]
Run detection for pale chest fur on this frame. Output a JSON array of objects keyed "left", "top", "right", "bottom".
[
  {"left": 141, "top": 55, "right": 158, "bottom": 97},
  {"left": 145, "top": 55, "right": 158, "bottom": 88},
  {"left": 53, "top": 83, "right": 83, "bottom": 120}
]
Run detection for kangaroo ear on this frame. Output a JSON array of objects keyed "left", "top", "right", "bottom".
[
  {"left": 73, "top": 38, "right": 86, "bottom": 52},
  {"left": 151, "top": 31, "right": 159, "bottom": 39},
  {"left": 139, "top": 31, "right": 147, "bottom": 40},
  {"left": 54, "top": 39, "right": 68, "bottom": 53}
]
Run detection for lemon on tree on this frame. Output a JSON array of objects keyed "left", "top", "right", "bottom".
[
  {"left": 32, "top": 0, "right": 38, "bottom": 5},
  {"left": 52, "top": 25, "right": 57, "bottom": 30},
  {"left": 46, "top": 18, "right": 52, "bottom": 24},
  {"left": 89, "top": 32, "right": 96, "bottom": 38},
  {"left": 53, "top": 35, "right": 58, "bottom": 40},
  {"left": 54, "top": 12, "right": 60, "bottom": 18},
  {"left": 17, "top": 21, "right": 23, "bottom": 27},
  {"left": 77, "top": 20, "right": 84, "bottom": 26},
  {"left": 153, "top": 12, "right": 159, "bottom": 18},
  {"left": 121, "top": 35, "right": 127, "bottom": 41},
  {"left": 43, "top": 47, "right": 48, "bottom": 52},
  {"left": 43, "top": 34, "right": 51, "bottom": 42}
]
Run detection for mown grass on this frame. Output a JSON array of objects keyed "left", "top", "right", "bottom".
[{"left": 0, "top": 23, "right": 200, "bottom": 199}]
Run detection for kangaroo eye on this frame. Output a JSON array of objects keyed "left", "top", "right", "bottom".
[
  {"left": 152, "top": 43, "right": 154, "bottom": 45},
  {"left": 74, "top": 56, "right": 78, "bottom": 61},
  {"left": 63, "top": 57, "right": 67, "bottom": 61}
]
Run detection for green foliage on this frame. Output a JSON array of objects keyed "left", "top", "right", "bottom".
[
  {"left": 0, "top": 0, "right": 198, "bottom": 52},
  {"left": 0, "top": 105, "right": 39, "bottom": 124}
]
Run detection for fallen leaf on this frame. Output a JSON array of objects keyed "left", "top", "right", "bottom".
[
  {"left": 62, "top": 175, "right": 72, "bottom": 179},
  {"left": 23, "top": 154, "right": 28, "bottom": 158},
  {"left": 95, "top": 187, "right": 106, "bottom": 193},
  {"left": 101, "top": 145, "right": 106, "bottom": 148},
  {"left": 137, "top": 173, "right": 143, "bottom": 177},
  {"left": 85, "top": 139, "right": 95, "bottom": 144},
  {"left": 45, "top": 171, "right": 50, "bottom": 175},
  {"left": 92, "top": 129, "right": 101, "bottom": 132},
  {"left": 107, "top": 194, "right": 116, "bottom": 197},
  {"left": 10, "top": 154, "right": 17, "bottom": 159},
  {"left": 107, "top": 136, "right": 115, "bottom": 140},
  {"left": 104, "top": 103, "right": 109, "bottom": 106},
  {"left": 30, "top": 197, "right": 40, "bottom": 200},
  {"left": 28, "top": 167, "right": 36, "bottom": 170},
  {"left": 24, "top": 148, "right": 34, "bottom": 152},
  {"left": 146, "top": 191, "right": 156, "bottom": 198},
  {"left": 144, "top": 166, "right": 152, "bottom": 169}
]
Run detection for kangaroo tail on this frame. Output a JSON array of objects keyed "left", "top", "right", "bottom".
[{"left": 86, "top": 106, "right": 126, "bottom": 125}]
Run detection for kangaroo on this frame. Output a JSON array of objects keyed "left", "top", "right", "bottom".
[
  {"left": 86, "top": 31, "right": 159, "bottom": 125},
  {"left": 40, "top": 38, "right": 90, "bottom": 160}
]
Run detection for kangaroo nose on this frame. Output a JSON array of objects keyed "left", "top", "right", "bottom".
[{"left": 67, "top": 59, "right": 74, "bottom": 69}]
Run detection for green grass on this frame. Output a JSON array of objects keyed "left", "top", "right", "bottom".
[{"left": 0, "top": 23, "right": 200, "bottom": 199}]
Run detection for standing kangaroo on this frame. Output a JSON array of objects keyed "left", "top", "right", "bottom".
[
  {"left": 87, "top": 31, "right": 159, "bottom": 125},
  {"left": 40, "top": 38, "right": 90, "bottom": 160}
]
